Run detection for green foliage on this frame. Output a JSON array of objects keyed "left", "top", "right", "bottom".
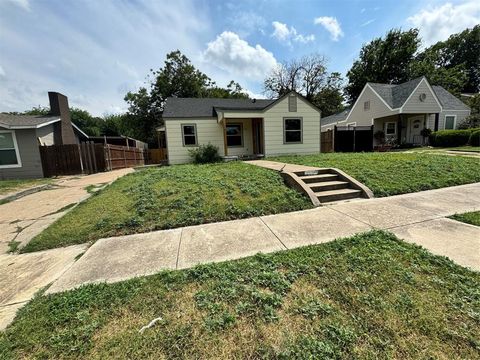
[
  {"left": 449, "top": 211, "right": 480, "bottom": 227},
  {"left": 469, "top": 129, "right": 480, "bottom": 146},
  {"left": 271, "top": 152, "right": 480, "bottom": 197},
  {"left": 188, "top": 143, "right": 221, "bottom": 164},
  {"left": 3, "top": 231, "right": 480, "bottom": 358},
  {"left": 429, "top": 129, "right": 478, "bottom": 147},
  {"left": 23, "top": 162, "right": 311, "bottom": 251},
  {"left": 125, "top": 50, "right": 249, "bottom": 145},
  {"left": 459, "top": 94, "right": 480, "bottom": 129},
  {"left": 311, "top": 72, "right": 345, "bottom": 116},
  {"left": 346, "top": 28, "right": 420, "bottom": 103}
]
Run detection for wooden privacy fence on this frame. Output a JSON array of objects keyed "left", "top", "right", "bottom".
[
  {"left": 333, "top": 125, "right": 374, "bottom": 153},
  {"left": 146, "top": 148, "right": 168, "bottom": 164},
  {"left": 321, "top": 130, "right": 334, "bottom": 152},
  {"left": 39, "top": 142, "right": 146, "bottom": 177}
]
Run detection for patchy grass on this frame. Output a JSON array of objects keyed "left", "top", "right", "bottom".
[
  {"left": 450, "top": 211, "right": 480, "bottom": 227},
  {"left": 271, "top": 152, "right": 480, "bottom": 197},
  {"left": 1, "top": 231, "right": 479, "bottom": 359},
  {"left": 0, "top": 178, "right": 51, "bottom": 195},
  {"left": 23, "top": 162, "right": 311, "bottom": 252}
]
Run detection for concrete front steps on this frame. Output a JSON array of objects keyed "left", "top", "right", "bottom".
[{"left": 282, "top": 168, "right": 374, "bottom": 205}]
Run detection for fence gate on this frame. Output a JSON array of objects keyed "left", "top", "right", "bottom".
[
  {"left": 104, "top": 144, "right": 145, "bottom": 170},
  {"left": 334, "top": 125, "right": 373, "bottom": 152},
  {"left": 39, "top": 144, "right": 83, "bottom": 177},
  {"left": 321, "top": 130, "right": 334, "bottom": 152}
]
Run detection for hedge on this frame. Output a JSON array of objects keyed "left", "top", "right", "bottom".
[
  {"left": 429, "top": 128, "right": 480, "bottom": 147},
  {"left": 470, "top": 129, "right": 480, "bottom": 146}
]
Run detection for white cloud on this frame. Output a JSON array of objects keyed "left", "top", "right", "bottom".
[
  {"left": 6, "top": 0, "right": 30, "bottom": 11},
  {"left": 203, "top": 31, "right": 278, "bottom": 80},
  {"left": 360, "top": 19, "right": 375, "bottom": 27},
  {"left": 227, "top": 12, "right": 266, "bottom": 37},
  {"left": 314, "top": 16, "right": 344, "bottom": 41},
  {"left": 407, "top": 1, "right": 480, "bottom": 46},
  {"left": 271, "top": 21, "right": 315, "bottom": 45},
  {"left": 360, "top": 8, "right": 366, "bottom": 13},
  {"left": 0, "top": 65, "right": 5, "bottom": 77}
]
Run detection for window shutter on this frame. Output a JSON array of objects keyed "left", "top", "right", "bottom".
[{"left": 288, "top": 95, "right": 297, "bottom": 112}]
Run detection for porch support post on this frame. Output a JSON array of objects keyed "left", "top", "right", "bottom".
[{"left": 222, "top": 118, "right": 228, "bottom": 156}]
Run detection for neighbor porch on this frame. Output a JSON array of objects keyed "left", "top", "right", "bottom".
[{"left": 373, "top": 113, "right": 436, "bottom": 146}]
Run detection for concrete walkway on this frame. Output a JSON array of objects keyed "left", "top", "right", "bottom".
[
  {"left": 46, "top": 182, "right": 480, "bottom": 295},
  {"left": 0, "top": 168, "right": 133, "bottom": 253},
  {"left": 0, "top": 169, "right": 133, "bottom": 330}
]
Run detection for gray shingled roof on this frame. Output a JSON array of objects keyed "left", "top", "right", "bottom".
[
  {"left": 432, "top": 86, "right": 470, "bottom": 110},
  {"left": 369, "top": 77, "right": 424, "bottom": 108},
  {"left": 368, "top": 77, "right": 469, "bottom": 110},
  {"left": 0, "top": 114, "right": 60, "bottom": 129},
  {"left": 163, "top": 97, "right": 275, "bottom": 118},
  {"left": 321, "top": 108, "right": 351, "bottom": 126}
]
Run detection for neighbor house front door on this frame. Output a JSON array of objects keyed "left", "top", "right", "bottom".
[{"left": 408, "top": 115, "right": 424, "bottom": 145}]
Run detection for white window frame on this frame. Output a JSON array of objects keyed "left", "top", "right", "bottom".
[
  {"left": 0, "top": 130, "right": 22, "bottom": 169},
  {"left": 226, "top": 123, "right": 243, "bottom": 148},
  {"left": 283, "top": 117, "right": 303, "bottom": 144},
  {"left": 181, "top": 124, "right": 198, "bottom": 147},
  {"left": 385, "top": 122, "right": 397, "bottom": 136},
  {"left": 444, "top": 115, "right": 457, "bottom": 130}
]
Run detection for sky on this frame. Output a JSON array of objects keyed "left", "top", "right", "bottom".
[{"left": 0, "top": 0, "right": 479, "bottom": 116}]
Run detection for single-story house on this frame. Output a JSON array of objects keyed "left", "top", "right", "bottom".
[
  {"left": 0, "top": 92, "right": 80, "bottom": 179},
  {"left": 0, "top": 92, "right": 144, "bottom": 179},
  {"left": 321, "top": 77, "right": 471, "bottom": 145},
  {"left": 159, "top": 91, "right": 321, "bottom": 164}
]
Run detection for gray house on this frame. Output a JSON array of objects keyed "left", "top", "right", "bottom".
[
  {"left": 321, "top": 77, "right": 471, "bottom": 145},
  {"left": 0, "top": 92, "right": 79, "bottom": 179}
]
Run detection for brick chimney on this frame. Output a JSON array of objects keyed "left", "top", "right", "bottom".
[{"left": 48, "top": 92, "right": 76, "bottom": 145}]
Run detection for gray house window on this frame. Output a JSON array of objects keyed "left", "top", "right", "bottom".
[
  {"left": 226, "top": 124, "right": 243, "bottom": 147},
  {"left": 0, "top": 131, "right": 21, "bottom": 168},
  {"left": 181, "top": 124, "right": 197, "bottom": 146},
  {"left": 364, "top": 101, "right": 370, "bottom": 111},
  {"left": 445, "top": 115, "right": 456, "bottom": 130},
  {"left": 288, "top": 95, "right": 297, "bottom": 112},
  {"left": 284, "top": 118, "right": 302, "bottom": 143}
]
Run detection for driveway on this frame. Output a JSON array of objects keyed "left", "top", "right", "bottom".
[{"left": 0, "top": 168, "right": 133, "bottom": 253}]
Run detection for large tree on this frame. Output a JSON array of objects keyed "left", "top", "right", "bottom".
[
  {"left": 264, "top": 53, "right": 344, "bottom": 116},
  {"left": 345, "top": 29, "right": 420, "bottom": 103},
  {"left": 125, "top": 50, "right": 248, "bottom": 145}
]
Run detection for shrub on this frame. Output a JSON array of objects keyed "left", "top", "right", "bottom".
[
  {"left": 189, "top": 143, "right": 222, "bottom": 164},
  {"left": 469, "top": 129, "right": 480, "bottom": 146},
  {"left": 429, "top": 129, "right": 472, "bottom": 147}
]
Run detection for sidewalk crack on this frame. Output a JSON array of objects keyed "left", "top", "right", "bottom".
[
  {"left": 175, "top": 229, "right": 183, "bottom": 270},
  {"left": 259, "top": 217, "right": 288, "bottom": 250}
]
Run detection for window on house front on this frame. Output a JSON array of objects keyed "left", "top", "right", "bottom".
[
  {"left": 0, "top": 131, "right": 20, "bottom": 167},
  {"left": 226, "top": 124, "right": 243, "bottom": 147},
  {"left": 181, "top": 124, "right": 197, "bottom": 146},
  {"left": 445, "top": 115, "right": 456, "bottom": 130},
  {"left": 284, "top": 118, "right": 302, "bottom": 143},
  {"left": 364, "top": 101, "right": 370, "bottom": 111},
  {"left": 385, "top": 122, "right": 396, "bottom": 135}
]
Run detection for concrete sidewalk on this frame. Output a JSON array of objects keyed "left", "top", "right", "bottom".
[{"left": 47, "top": 182, "right": 480, "bottom": 294}]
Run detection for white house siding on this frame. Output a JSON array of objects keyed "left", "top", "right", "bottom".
[
  {"left": 225, "top": 118, "right": 254, "bottom": 157},
  {"left": 401, "top": 80, "right": 441, "bottom": 113},
  {"left": 36, "top": 124, "right": 55, "bottom": 146},
  {"left": 165, "top": 118, "right": 224, "bottom": 164},
  {"left": 0, "top": 128, "right": 44, "bottom": 179},
  {"left": 263, "top": 95, "right": 321, "bottom": 156}
]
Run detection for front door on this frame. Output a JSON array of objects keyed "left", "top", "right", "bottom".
[{"left": 409, "top": 115, "right": 424, "bottom": 145}]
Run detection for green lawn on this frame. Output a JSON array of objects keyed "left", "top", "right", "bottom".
[
  {"left": 0, "top": 178, "right": 51, "bottom": 195},
  {"left": 450, "top": 211, "right": 480, "bottom": 226},
  {"left": 271, "top": 152, "right": 480, "bottom": 197},
  {"left": 2, "top": 231, "right": 479, "bottom": 359},
  {"left": 22, "top": 162, "right": 311, "bottom": 252}
]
